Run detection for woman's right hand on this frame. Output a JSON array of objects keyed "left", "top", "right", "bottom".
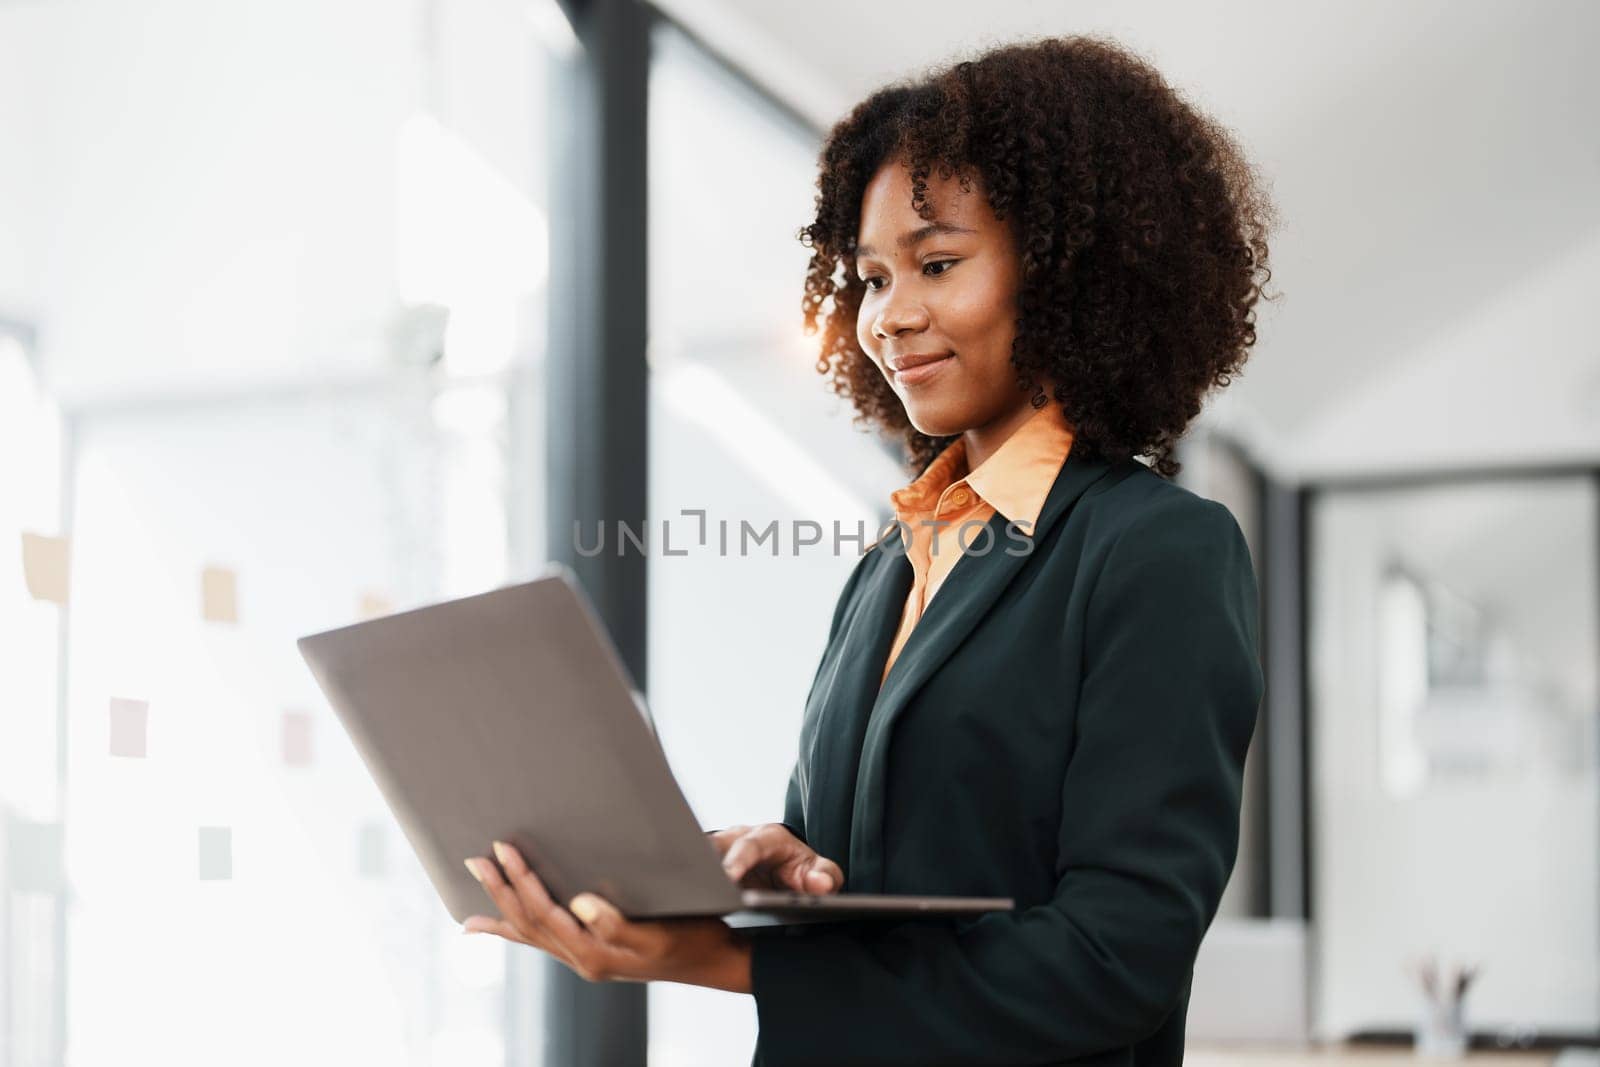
[{"left": 708, "top": 823, "right": 843, "bottom": 895}]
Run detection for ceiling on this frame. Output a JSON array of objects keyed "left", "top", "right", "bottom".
[{"left": 656, "top": 0, "right": 1600, "bottom": 479}]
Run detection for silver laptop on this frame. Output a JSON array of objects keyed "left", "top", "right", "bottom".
[{"left": 296, "top": 564, "right": 1013, "bottom": 927}]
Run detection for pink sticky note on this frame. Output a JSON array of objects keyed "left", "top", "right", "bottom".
[
  {"left": 281, "top": 711, "right": 312, "bottom": 767},
  {"left": 109, "top": 697, "right": 149, "bottom": 758}
]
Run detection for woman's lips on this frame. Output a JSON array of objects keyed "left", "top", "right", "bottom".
[{"left": 891, "top": 353, "right": 955, "bottom": 387}]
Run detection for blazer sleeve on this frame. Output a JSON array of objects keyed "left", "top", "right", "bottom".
[{"left": 748, "top": 497, "right": 1264, "bottom": 1066}]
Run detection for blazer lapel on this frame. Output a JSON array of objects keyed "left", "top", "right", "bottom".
[
  {"left": 845, "top": 450, "right": 1118, "bottom": 892},
  {"left": 802, "top": 544, "right": 911, "bottom": 871}
]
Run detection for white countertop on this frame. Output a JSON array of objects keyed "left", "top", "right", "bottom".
[{"left": 1186, "top": 1047, "right": 1556, "bottom": 1066}]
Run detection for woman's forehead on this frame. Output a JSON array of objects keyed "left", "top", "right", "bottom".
[{"left": 857, "top": 163, "right": 994, "bottom": 248}]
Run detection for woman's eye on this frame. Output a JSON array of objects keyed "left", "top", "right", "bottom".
[{"left": 861, "top": 261, "right": 956, "bottom": 291}]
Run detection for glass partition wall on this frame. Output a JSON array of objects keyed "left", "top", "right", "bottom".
[
  {"left": 58, "top": 372, "right": 542, "bottom": 1065},
  {"left": 1, "top": 330, "right": 67, "bottom": 1066},
  {"left": 1, "top": 1, "right": 555, "bottom": 1061},
  {"left": 1308, "top": 473, "right": 1599, "bottom": 1044}
]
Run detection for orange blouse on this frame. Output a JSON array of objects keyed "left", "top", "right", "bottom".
[{"left": 880, "top": 401, "right": 1076, "bottom": 683}]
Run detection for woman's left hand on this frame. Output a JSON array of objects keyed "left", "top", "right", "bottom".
[{"left": 462, "top": 841, "right": 752, "bottom": 994}]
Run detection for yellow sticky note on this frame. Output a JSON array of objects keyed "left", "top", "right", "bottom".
[
  {"left": 201, "top": 566, "right": 238, "bottom": 623},
  {"left": 21, "top": 532, "right": 70, "bottom": 605},
  {"left": 358, "top": 592, "right": 393, "bottom": 620}
]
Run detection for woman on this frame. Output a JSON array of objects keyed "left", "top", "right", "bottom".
[{"left": 463, "top": 34, "right": 1277, "bottom": 1066}]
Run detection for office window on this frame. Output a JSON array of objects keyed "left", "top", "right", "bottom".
[{"left": 645, "top": 20, "right": 904, "bottom": 1066}]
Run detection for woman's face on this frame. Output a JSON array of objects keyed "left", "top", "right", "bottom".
[{"left": 854, "top": 158, "right": 1036, "bottom": 448}]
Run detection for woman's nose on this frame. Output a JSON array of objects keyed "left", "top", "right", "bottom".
[{"left": 875, "top": 301, "right": 929, "bottom": 339}]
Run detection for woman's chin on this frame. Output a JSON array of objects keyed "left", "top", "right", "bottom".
[{"left": 902, "top": 404, "right": 969, "bottom": 440}]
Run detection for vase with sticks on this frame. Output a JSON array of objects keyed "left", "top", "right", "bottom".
[{"left": 1410, "top": 953, "right": 1479, "bottom": 1059}]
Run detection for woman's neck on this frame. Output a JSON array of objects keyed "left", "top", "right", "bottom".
[{"left": 962, "top": 395, "right": 1046, "bottom": 472}]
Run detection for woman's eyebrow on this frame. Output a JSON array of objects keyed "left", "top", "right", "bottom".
[{"left": 855, "top": 221, "right": 977, "bottom": 259}]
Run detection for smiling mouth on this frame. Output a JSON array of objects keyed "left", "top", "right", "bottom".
[{"left": 890, "top": 353, "right": 955, "bottom": 387}]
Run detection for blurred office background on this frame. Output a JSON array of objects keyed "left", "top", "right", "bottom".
[{"left": 0, "top": 0, "right": 1595, "bottom": 1063}]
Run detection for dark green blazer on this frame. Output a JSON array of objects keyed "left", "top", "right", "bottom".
[{"left": 748, "top": 449, "right": 1264, "bottom": 1067}]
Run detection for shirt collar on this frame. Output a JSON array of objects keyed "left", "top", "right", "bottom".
[
  {"left": 887, "top": 400, "right": 1076, "bottom": 530},
  {"left": 888, "top": 433, "right": 971, "bottom": 519},
  {"left": 965, "top": 400, "right": 1076, "bottom": 530}
]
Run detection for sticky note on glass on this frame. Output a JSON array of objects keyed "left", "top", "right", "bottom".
[
  {"left": 358, "top": 592, "right": 393, "bottom": 620},
  {"left": 109, "top": 697, "right": 149, "bottom": 758},
  {"left": 21, "top": 532, "right": 71, "bottom": 605},
  {"left": 198, "top": 826, "right": 232, "bottom": 880},
  {"left": 281, "top": 710, "right": 312, "bottom": 767},
  {"left": 200, "top": 566, "right": 238, "bottom": 623},
  {"left": 356, "top": 821, "right": 386, "bottom": 878},
  {"left": 5, "top": 816, "right": 63, "bottom": 893}
]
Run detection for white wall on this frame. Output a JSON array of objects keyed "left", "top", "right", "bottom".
[
  {"left": 0, "top": 3, "right": 45, "bottom": 314},
  {"left": 1283, "top": 231, "right": 1600, "bottom": 479}
]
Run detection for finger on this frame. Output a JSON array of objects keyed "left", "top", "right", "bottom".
[
  {"left": 466, "top": 856, "right": 541, "bottom": 938},
  {"left": 796, "top": 856, "right": 845, "bottom": 894},
  {"left": 468, "top": 854, "right": 578, "bottom": 960},
  {"left": 719, "top": 835, "right": 756, "bottom": 883},
  {"left": 464, "top": 912, "right": 584, "bottom": 972},
  {"left": 569, "top": 893, "right": 662, "bottom": 958},
  {"left": 543, "top": 891, "right": 631, "bottom": 982},
  {"left": 706, "top": 825, "right": 750, "bottom": 859},
  {"left": 491, "top": 841, "right": 591, "bottom": 947},
  {"left": 463, "top": 914, "right": 530, "bottom": 943},
  {"left": 728, "top": 823, "right": 803, "bottom": 885},
  {"left": 773, "top": 850, "right": 833, "bottom": 893},
  {"left": 810, "top": 856, "right": 845, "bottom": 893},
  {"left": 720, "top": 826, "right": 782, "bottom": 883}
]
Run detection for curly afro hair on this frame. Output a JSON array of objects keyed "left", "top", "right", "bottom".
[{"left": 799, "top": 35, "right": 1278, "bottom": 479}]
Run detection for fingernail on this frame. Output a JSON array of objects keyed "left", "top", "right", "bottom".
[
  {"left": 492, "top": 841, "right": 513, "bottom": 867},
  {"left": 570, "top": 895, "right": 598, "bottom": 922},
  {"left": 464, "top": 858, "right": 485, "bottom": 882}
]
